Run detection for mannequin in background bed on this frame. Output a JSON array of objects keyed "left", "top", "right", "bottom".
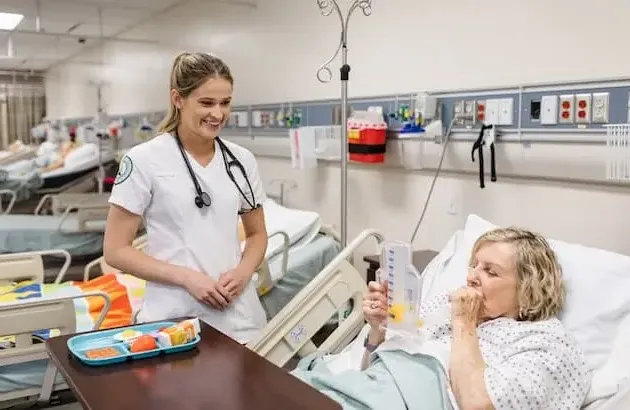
[{"left": 41, "top": 129, "right": 79, "bottom": 172}]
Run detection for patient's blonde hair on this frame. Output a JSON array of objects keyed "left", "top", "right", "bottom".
[{"left": 470, "top": 227, "right": 564, "bottom": 322}]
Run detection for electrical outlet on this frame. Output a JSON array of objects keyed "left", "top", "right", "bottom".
[
  {"left": 476, "top": 100, "right": 486, "bottom": 124},
  {"left": 453, "top": 100, "right": 465, "bottom": 124},
  {"left": 592, "top": 92, "right": 609, "bottom": 123},
  {"left": 484, "top": 99, "right": 500, "bottom": 125},
  {"left": 462, "top": 100, "right": 476, "bottom": 121},
  {"left": 540, "top": 95, "right": 558, "bottom": 125},
  {"left": 558, "top": 95, "right": 575, "bottom": 124},
  {"left": 498, "top": 98, "right": 514, "bottom": 126},
  {"left": 575, "top": 94, "right": 591, "bottom": 124}
]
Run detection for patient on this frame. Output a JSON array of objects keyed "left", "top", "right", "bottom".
[
  {"left": 292, "top": 227, "right": 590, "bottom": 410},
  {"left": 41, "top": 132, "right": 78, "bottom": 172}
]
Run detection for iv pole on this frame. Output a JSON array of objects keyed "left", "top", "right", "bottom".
[{"left": 316, "top": 0, "right": 373, "bottom": 247}]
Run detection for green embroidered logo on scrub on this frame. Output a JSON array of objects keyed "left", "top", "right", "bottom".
[{"left": 114, "top": 156, "right": 133, "bottom": 185}]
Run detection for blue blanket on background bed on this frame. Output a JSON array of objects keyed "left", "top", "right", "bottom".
[{"left": 291, "top": 350, "right": 454, "bottom": 410}]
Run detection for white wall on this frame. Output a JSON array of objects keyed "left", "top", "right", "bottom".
[{"left": 45, "top": 0, "right": 630, "bottom": 256}]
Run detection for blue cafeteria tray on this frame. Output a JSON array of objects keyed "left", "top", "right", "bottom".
[{"left": 67, "top": 321, "right": 201, "bottom": 367}]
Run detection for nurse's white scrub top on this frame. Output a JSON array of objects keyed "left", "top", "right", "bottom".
[{"left": 108, "top": 132, "right": 268, "bottom": 343}]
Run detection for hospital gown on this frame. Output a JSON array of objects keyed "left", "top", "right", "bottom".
[
  {"left": 418, "top": 294, "right": 590, "bottom": 410},
  {"left": 294, "top": 293, "right": 590, "bottom": 410}
]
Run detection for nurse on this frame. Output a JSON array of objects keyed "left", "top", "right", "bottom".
[{"left": 103, "top": 52, "right": 269, "bottom": 343}]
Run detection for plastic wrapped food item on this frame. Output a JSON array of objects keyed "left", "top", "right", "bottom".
[
  {"left": 156, "top": 318, "right": 201, "bottom": 347},
  {"left": 85, "top": 346, "right": 123, "bottom": 359}
]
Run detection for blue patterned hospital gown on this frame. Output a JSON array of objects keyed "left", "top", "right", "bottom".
[{"left": 418, "top": 294, "right": 591, "bottom": 410}]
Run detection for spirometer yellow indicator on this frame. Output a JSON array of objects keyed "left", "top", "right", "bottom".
[
  {"left": 389, "top": 303, "right": 424, "bottom": 328},
  {"left": 388, "top": 303, "right": 406, "bottom": 323}
]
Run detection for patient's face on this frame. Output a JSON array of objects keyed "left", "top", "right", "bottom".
[{"left": 467, "top": 241, "right": 519, "bottom": 321}]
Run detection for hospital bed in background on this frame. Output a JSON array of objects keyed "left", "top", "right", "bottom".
[
  {"left": 0, "top": 144, "right": 37, "bottom": 166},
  {"left": 0, "top": 142, "right": 115, "bottom": 215},
  {"left": 0, "top": 193, "right": 110, "bottom": 258},
  {"left": 0, "top": 250, "right": 112, "bottom": 407},
  {"left": 0, "top": 200, "right": 339, "bottom": 406}
]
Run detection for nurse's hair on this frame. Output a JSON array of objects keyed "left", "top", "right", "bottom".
[
  {"left": 158, "top": 51, "right": 233, "bottom": 134},
  {"left": 469, "top": 227, "right": 565, "bottom": 322}
]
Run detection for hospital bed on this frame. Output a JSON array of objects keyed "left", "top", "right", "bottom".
[
  {"left": 0, "top": 250, "right": 112, "bottom": 407},
  {"left": 80, "top": 199, "right": 343, "bottom": 320},
  {"left": 247, "top": 218, "right": 630, "bottom": 410},
  {"left": 0, "top": 144, "right": 37, "bottom": 166},
  {"left": 0, "top": 193, "right": 110, "bottom": 257},
  {"left": 0, "top": 143, "right": 115, "bottom": 214},
  {"left": 0, "top": 201, "right": 341, "bottom": 405}
]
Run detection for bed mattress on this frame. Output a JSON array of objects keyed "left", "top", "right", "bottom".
[{"left": 0, "top": 214, "right": 104, "bottom": 256}]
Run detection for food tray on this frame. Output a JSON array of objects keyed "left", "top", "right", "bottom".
[{"left": 67, "top": 321, "right": 201, "bottom": 367}]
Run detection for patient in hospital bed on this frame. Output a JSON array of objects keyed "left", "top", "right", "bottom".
[
  {"left": 40, "top": 131, "right": 78, "bottom": 172},
  {"left": 292, "top": 227, "right": 590, "bottom": 410}
]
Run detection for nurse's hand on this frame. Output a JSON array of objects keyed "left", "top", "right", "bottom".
[
  {"left": 182, "top": 269, "right": 232, "bottom": 310},
  {"left": 218, "top": 268, "right": 251, "bottom": 299}
]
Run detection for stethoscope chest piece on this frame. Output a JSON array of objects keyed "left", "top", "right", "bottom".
[{"left": 195, "top": 191, "right": 212, "bottom": 209}]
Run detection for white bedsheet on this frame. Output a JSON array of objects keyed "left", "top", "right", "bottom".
[{"left": 254, "top": 199, "right": 321, "bottom": 261}]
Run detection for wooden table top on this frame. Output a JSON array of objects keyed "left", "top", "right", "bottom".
[{"left": 46, "top": 321, "right": 342, "bottom": 410}]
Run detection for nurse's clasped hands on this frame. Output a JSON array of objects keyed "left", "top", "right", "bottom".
[
  {"left": 218, "top": 268, "right": 250, "bottom": 299},
  {"left": 182, "top": 269, "right": 232, "bottom": 310}
]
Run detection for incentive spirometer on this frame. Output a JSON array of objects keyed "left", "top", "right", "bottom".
[{"left": 377, "top": 241, "right": 423, "bottom": 333}]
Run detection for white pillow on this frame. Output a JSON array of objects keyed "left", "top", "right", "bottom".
[
  {"left": 64, "top": 143, "right": 98, "bottom": 168},
  {"left": 584, "top": 313, "right": 630, "bottom": 406}
]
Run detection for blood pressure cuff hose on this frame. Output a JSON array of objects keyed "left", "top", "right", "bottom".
[{"left": 471, "top": 124, "right": 497, "bottom": 189}]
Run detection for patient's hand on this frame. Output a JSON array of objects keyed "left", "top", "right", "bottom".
[{"left": 363, "top": 280, "right": 388, "bottom": 330}]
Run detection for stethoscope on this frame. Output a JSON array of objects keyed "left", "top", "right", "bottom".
[{"left": 174, "top": 133, "right": 260, "bottom": 213}]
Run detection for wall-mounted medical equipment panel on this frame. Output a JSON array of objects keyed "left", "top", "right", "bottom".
[{"left": 51, "top": 78, "right": 630, "bottom": 144}]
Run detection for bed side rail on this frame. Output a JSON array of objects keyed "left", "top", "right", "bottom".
[
  {"left": 35, "top": 192, "right": 110, "bottom": 215},
  {"left": 255, "top": 230, "right": 290, "bottom": 296},
  {"left": 36, "top": 170, "right": 99, "bottom": 196},
  {"left": 56, "top": 204, "right": 109, "bottom": 233},
  {"left": 0, "top": 147, "right": 36, "bottom": 166},
  {"left": 0, "top": 188, "right": 17, "bottom": 215},
  {"left": 0, "top": 249, "right": 71, "bottom": 285},
  {"left": 83, "top": 234, "right": 148, "bottom": 281},
  {"left": 0, "top": 291, "right": 110, "bottom": 365},
  {"left": 247, "top": 229, "right": 384, "bottom": 368}
]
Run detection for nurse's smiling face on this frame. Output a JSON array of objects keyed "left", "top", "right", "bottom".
[{"left": 174, "top": 76, "right": 233, "bottom": 142}]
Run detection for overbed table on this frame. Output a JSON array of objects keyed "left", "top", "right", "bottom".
[{"left": 46, "top": 320, "right": 342, "bottom": 410}]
